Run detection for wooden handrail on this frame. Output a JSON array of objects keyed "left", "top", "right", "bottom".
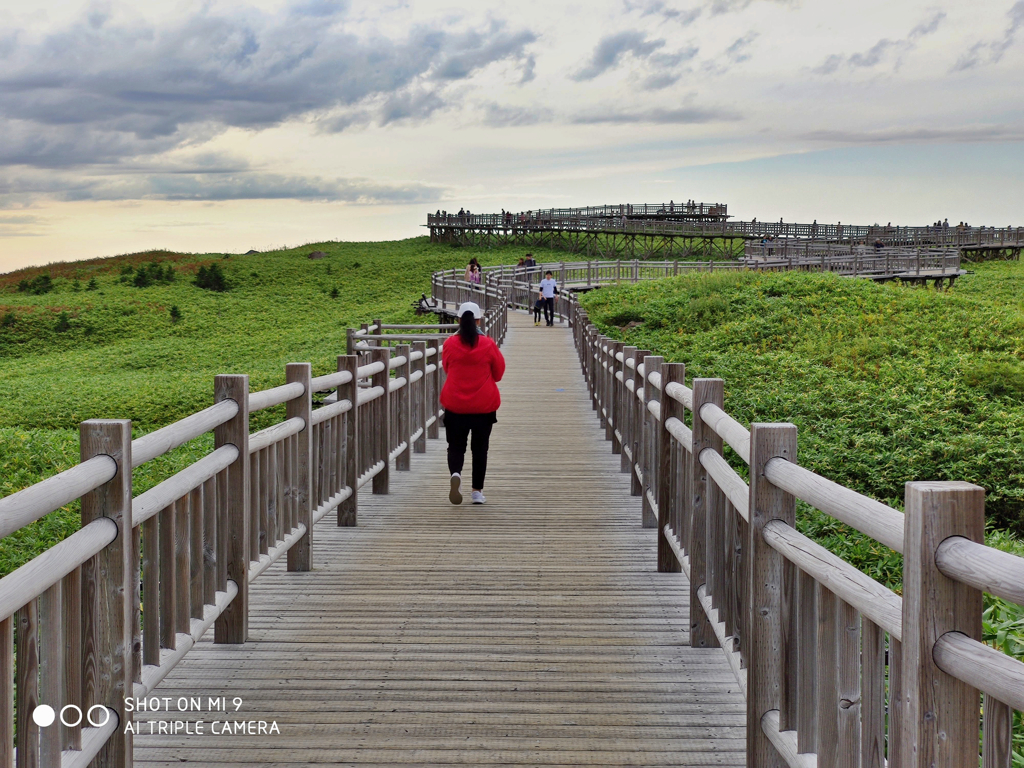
[
  {"left": 0, "top": 518, "right": 117, "bottom": 621},
  {"left": 568, "top": 287, "right": 1024, "bottom": 767},
  {"left": 248, "top": 381, "right": 305, "bottom": 413},
  {"left": 762, "top": 519, "right": 903, "bottom": 639},
  {"left": 933, "top": 631, "right": 1024, "bottom": 712},
  {"left": 0, "top": 455, "right": 116, "bottom": 539},
  {"left": 935, "top": 536, "right": 1024, "bottom": 606},
  {"left": 133, "top": 399, "right": 239, "bottom": 466},
  {"left": 132, "top": 444, "right": 239, "bottom": 527},
  {"left": 763, "top": 457, "right": 904, "bottom": 553}
]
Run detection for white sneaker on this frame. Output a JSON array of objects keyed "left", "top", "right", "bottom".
[
  {"left": 449, "top": 473, "right": 462, "bottom": 505},
  {"left": 471, "top": 490, "right": 486, "bottom": 505}
]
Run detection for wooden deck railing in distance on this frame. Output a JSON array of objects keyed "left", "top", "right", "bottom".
[
  {"left": 568, "top": 292, "right": 1024, "bottom": 768},
  {"left": 428, "top": 206, "right": 1022, "bottom": 251}
]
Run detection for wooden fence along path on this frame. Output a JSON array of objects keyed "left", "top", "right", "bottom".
[
  {"left": 1, "top": 261, "right": 1024, "bottom": 767},
  {"left": 131, "top": 310, "right": 746, "bottom": 766}
]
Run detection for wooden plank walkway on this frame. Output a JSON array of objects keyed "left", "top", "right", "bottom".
[{"left": 133, "top": 311, "right": 746, "bottom": 766}]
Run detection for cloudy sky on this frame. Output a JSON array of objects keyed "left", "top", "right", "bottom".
[{"left": 0, "top": 0, "right": 1022, "bottom": 270}]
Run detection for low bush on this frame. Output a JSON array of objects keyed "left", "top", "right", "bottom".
[{"left": 194, "top": 263, "right": 229, "bottom": 291}]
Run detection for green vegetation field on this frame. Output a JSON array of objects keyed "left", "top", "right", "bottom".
[{"left": 2, "top": 238, "right": 1023, "bottom": 754}]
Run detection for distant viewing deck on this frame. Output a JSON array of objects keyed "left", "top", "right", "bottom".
[{"left": 427, "top": 202, "right": 1023, "bottom": 261}]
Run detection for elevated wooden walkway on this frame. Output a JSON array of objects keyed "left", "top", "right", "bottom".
[{"left": 132, "top": 311, "right": 745, "bottom": 766}]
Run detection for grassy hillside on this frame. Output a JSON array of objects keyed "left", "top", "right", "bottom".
[
  {"left": 580, "top": 262, "right": 1024, "bottom": 540},
  {"left": 0, "top": 237, "right": 574, "bottom": 576}
]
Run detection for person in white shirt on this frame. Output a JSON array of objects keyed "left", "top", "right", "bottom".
[{"left": 538, "top": 271, "right": 558, "bottom": 326}]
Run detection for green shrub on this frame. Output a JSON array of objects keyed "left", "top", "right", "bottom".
[
  {"left": 194, "top": 263, "right": 229, "bottom": 292},
  {"left": 131, "top": 262, "right": 175, "bottom": 289},
  {"left": 965, "top": 360, "right": 1024, "bottom": 399},
  {"left": 86, "top": 277, "right": 99, "bottom": 291},
  {"left": 169, "top": 305, "right": 182, "bottom": 322},
  {"left": 1, "top": 311, "right": 15, "bottom": 327},
  {"left": 330, "top": 287, "right": 339, "bottom": 299},
  {"left": 55, "top": 311, "right": 71, "bottom": 333},
  {"left": 17, "top": 274, "right": 53, "bottom": 295}
]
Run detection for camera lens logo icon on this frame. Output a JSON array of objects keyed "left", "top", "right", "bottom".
[{"left": 32, "top": 705, "right": 111, "bottom": 728}]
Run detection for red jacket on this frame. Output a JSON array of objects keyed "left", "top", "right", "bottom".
[{"left": 440, "top": 333, "right": 505, "bottom": 414}]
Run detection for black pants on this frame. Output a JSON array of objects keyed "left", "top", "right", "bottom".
[
  {"left": 443, "top": 411, "right": 496, "bottom": 490},
  {"left": 542, "top": 297, "right": 554, "bottom": 325},
  {"left": 534, "top": 304, "right": 542, "bottom": 322}
]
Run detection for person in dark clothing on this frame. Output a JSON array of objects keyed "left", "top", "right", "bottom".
[{"left": 441, "top": 302, "right": 506, "bottom": 505}]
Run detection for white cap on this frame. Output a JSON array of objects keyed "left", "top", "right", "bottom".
[{"left": 457, "top": 301, "right": 482, "bottom": 319}]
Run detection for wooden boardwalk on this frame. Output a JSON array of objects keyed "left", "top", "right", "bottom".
[{"left": 133, "top": 311, "right": 746, "bottom": 766}]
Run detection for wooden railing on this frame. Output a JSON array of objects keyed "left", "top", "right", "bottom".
[
  {"left": 0, "top": 300, "right": 510, "bottom": 765},
  {"left": 427, "top": 208, "right": 1023, "bottom": 249},
  {"left": 426, "top": 255, "right": 963, "bottom": 325},
  {"left": 566, "top": 293, "right": 1024, "bottom": 767},
  {"left": 428, "top": 201, "right": 729, "bottom": 227}
]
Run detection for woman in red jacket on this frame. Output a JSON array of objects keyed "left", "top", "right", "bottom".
[{"left": 441, "top": 301, "right": 506, "bottom": 505}]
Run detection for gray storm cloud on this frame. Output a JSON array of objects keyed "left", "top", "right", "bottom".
[{"left": 0, "top": 3, "right": 533, "bottom": 201}]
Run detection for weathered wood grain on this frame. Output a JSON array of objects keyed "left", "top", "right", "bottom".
[
  {"left": 901, "top": 482, "right": 984, "bottom": 767},
  {"left": 80, "top": 419, "right": 133, "bottom": 767}
]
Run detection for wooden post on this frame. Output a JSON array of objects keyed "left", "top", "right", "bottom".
[
  {"left": 609, "top": 341, "right": 623, "bottom": 450},
  {"left": 901, "top": 481, "right": 984, "bottom": 767},
  {"left": 620, "top": 346, "right": 637, "bottom": 474},
  {"left": 747, "top": 423, "right": 797, "bottom": 768},
  {"left": 631, "top": 349, "right": 651, "bottom": 499},
  {"left": 395, "top": 344, "right": 412, "bottom": 471},
  {"left": 412, "top": 341, "right": 428, "bottom": 454},
  {"left": 369, "top": 348, "right": 391, "bottom": 494},
  {"left": 641, "top": 356, "right": 662, "bottom": 529},
  {"left": 983, "top": 694, "right": 1013, "bottom": 768},
  {"left": 427, "top": 341, "right": 441, "bottom": 439},
  {"left": 689, "top": 379, "right": 722, "bottom": 648},
  {"left": 337, "top": 355, "right": 359, "bottom": 526},
  {"left": 214, "top": 374, "right": 249, "bottom": 644},
  {"left": 286, "top": 363, "right": 312, "bottom": 571},
  {"left": 80, "top": 419, "right": 133, "bottom": 767},
  {"left": 658, "top": 363, "right": 684, "bottom": 573}
]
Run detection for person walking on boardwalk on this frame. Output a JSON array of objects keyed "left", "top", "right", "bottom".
[
  {"left": 533, "top": 288, "right": 544, "bottom": 326},
  {"left": 442, "top": 302, "right": 506, "bottom": 505},
  {"left": 539, "top": 270, "right": 558, "bottom": 326}
]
